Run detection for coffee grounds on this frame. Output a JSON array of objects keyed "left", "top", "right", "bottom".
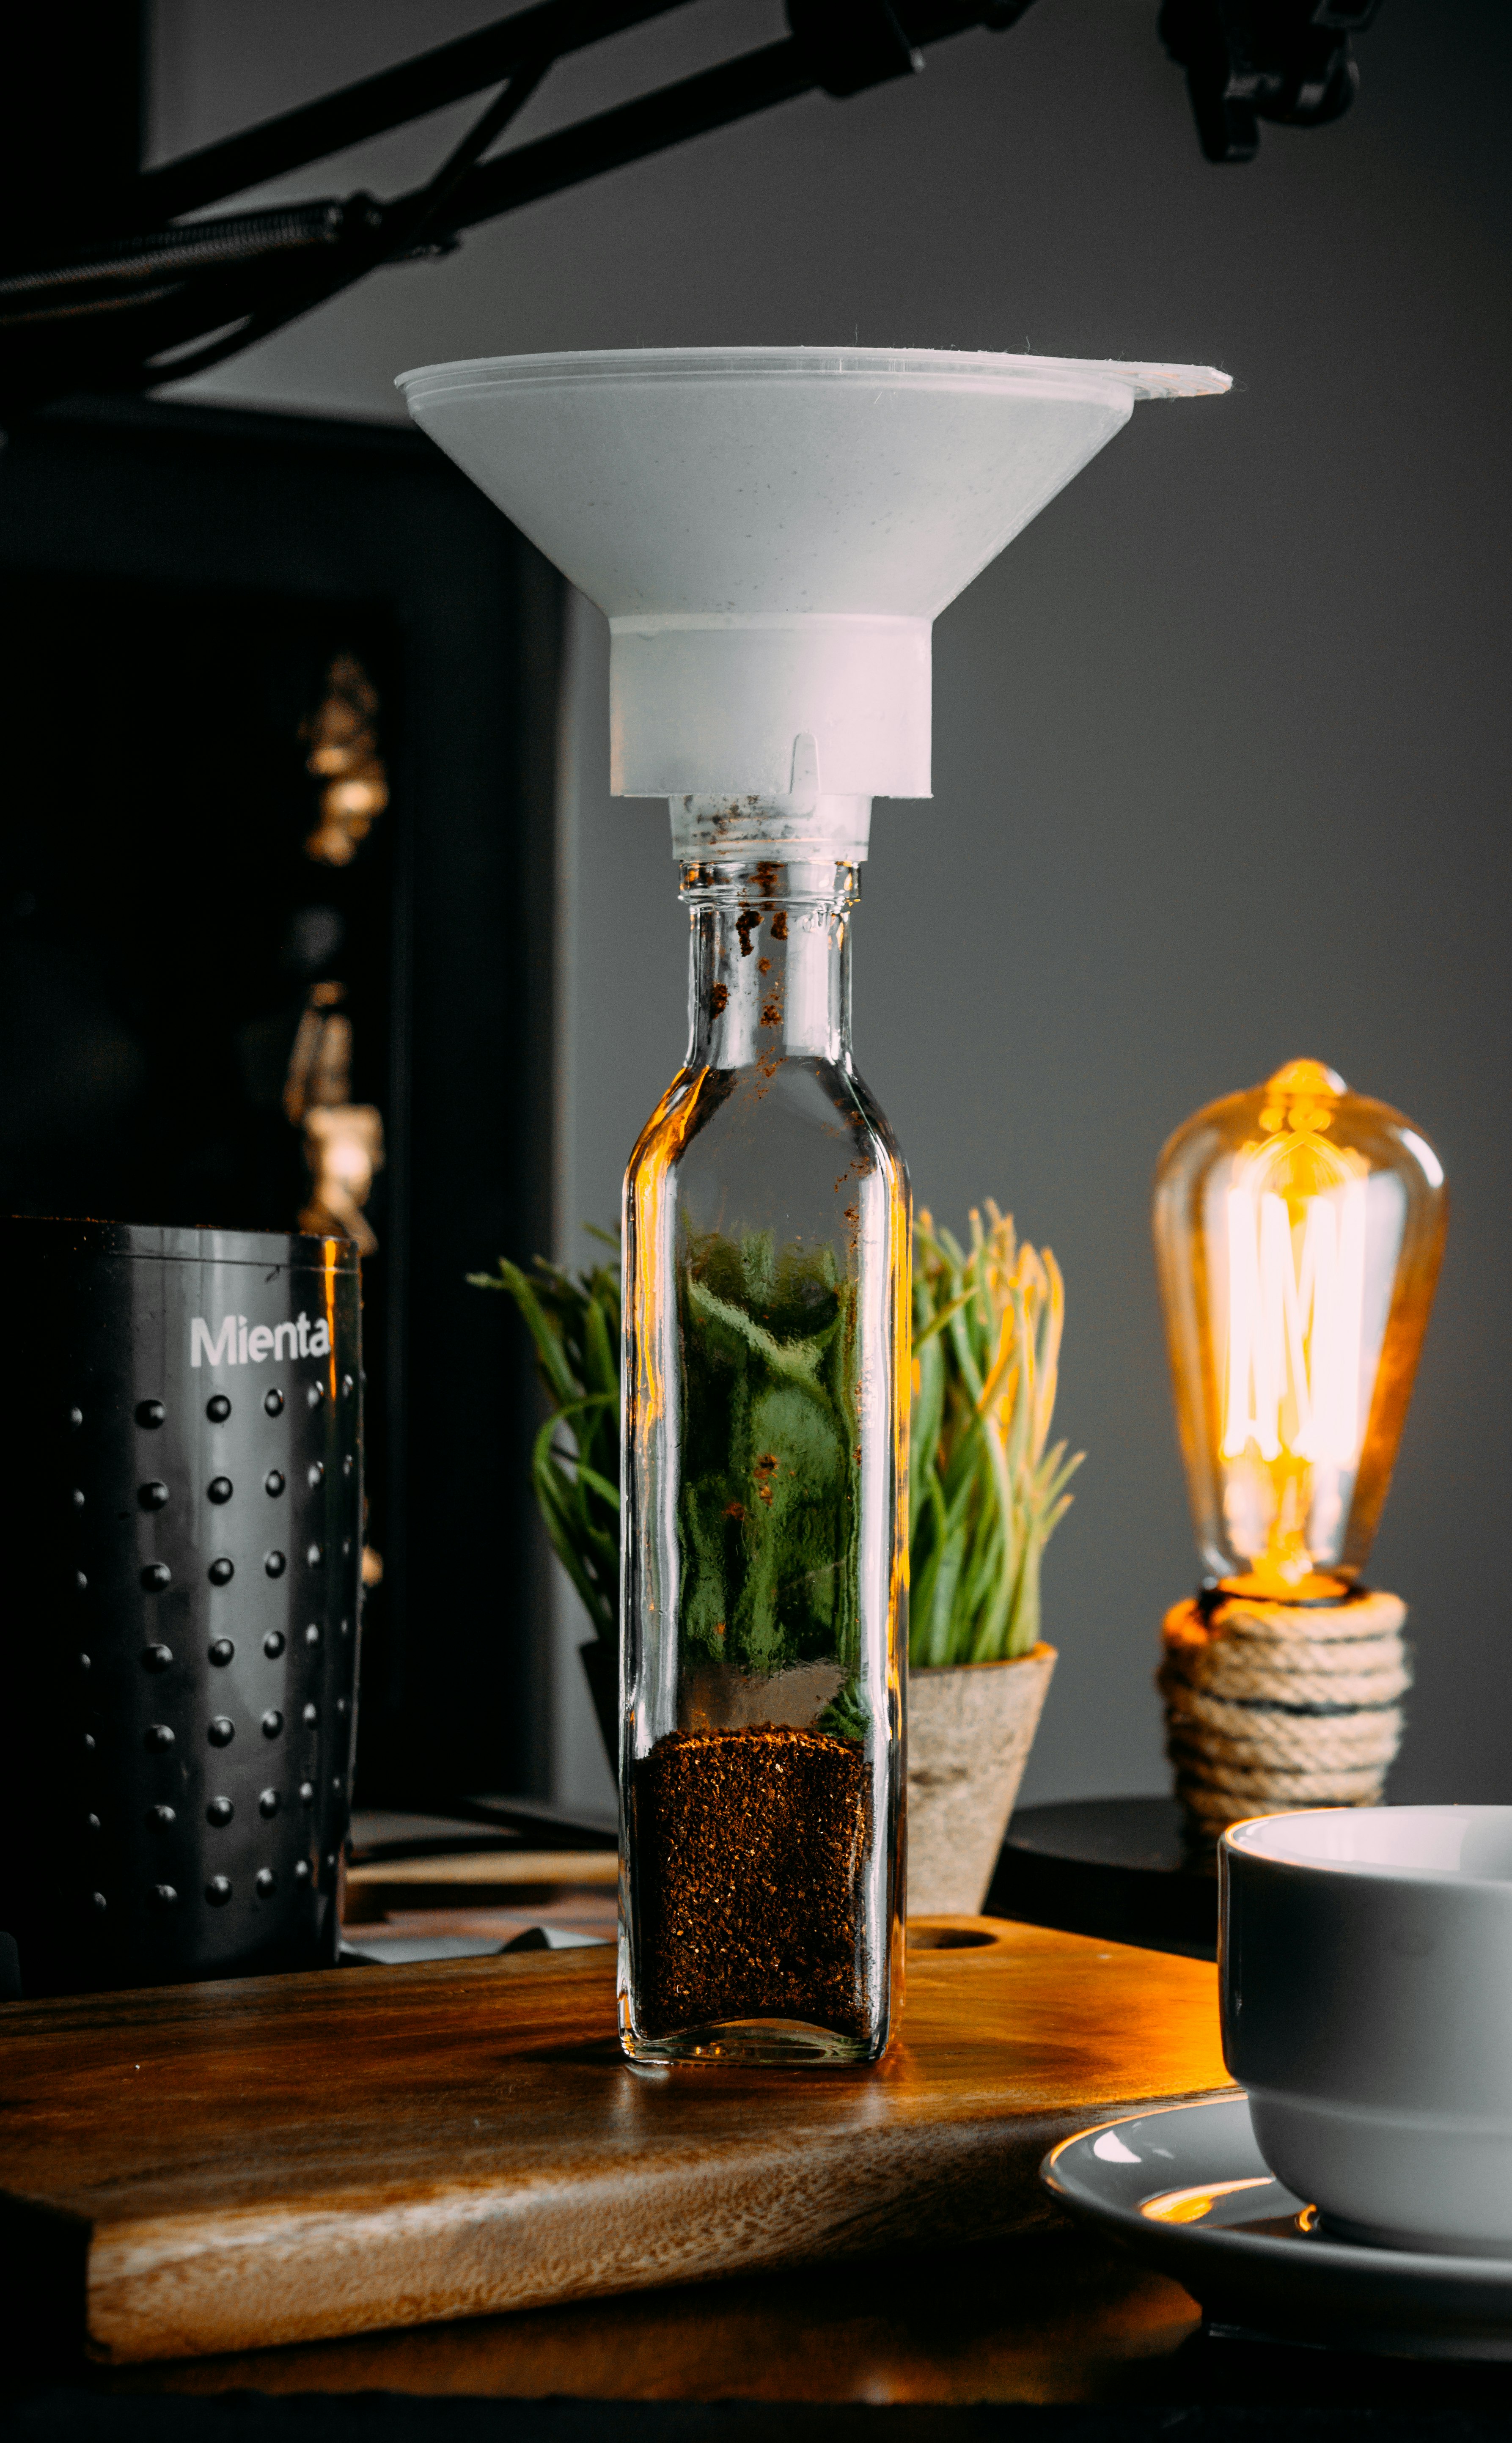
[{"left": 632, "top": 1724, "right": 870, "bottom": 2040}]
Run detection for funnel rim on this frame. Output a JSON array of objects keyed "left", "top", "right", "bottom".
[{"left": 395, "top": 344, "right": 1231, "bottom": 405}]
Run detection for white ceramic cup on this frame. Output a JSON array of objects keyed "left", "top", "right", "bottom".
[{"left": 1220, "top": 1806, "right": 1512, "bottom": 2256}]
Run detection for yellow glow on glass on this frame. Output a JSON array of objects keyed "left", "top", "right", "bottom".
[{"left": 1154, "top": 1061, "right": 1446, "bottom": 1597}]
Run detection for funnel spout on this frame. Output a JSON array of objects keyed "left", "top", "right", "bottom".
[{"left": 610, "top": 611, "right": 929, "bottom": 802}]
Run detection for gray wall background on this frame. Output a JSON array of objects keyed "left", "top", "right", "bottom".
[{"left": 154, "top": 0, "right": 1512, "bottom": 1815}]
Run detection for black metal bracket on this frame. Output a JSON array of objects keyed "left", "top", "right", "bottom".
[
  {"left": 786, "top": 0, "right": 924, "bottom": 99},
  {"left": 1159, "top": 0, "right": 1382, "bottom": 164}
]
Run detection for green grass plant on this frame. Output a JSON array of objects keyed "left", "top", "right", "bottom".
[{"left": 909, "top": 1204, "right": 1082, "bottom": 1668}]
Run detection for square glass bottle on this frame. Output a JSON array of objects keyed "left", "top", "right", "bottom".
[{"left": 619, "top": 850, "right": 907, "bottom": 2064}]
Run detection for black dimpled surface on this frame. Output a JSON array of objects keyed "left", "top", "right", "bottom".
[{"left": 1, "top": 1222, "right": 361, "bottom": 1995}]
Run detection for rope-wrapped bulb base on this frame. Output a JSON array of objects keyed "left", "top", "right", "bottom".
[{"left": 1159, "top": 1587, "right": 1410, "bottom": 1849}]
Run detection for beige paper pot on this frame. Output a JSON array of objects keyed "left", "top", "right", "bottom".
[{"left": 906, "top": 1645, "right": 1057, "bottom": 1917}]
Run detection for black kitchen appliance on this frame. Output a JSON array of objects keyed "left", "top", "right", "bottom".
[{"left": 0, "top": 1217, "right": 362, "bottom": 1995}]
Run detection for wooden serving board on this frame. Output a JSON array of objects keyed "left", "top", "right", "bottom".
[{"left": 0, "top": 1918, "right": 1232, "bottom": 2365}]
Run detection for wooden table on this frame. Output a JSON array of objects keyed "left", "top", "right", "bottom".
[
  {"left": 5, "top": 1922, "right": 1512, "bottom": 2434},
  {"left": 0, "top": 1918, "right": 1229, "bottom": 2368},
  {"left": 96, "top": 2221, "right": 1198, "bottom": 2405}
]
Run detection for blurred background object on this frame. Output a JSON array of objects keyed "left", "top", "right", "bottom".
[
  {"left": 302, "top": 652, "right": 389, "bottom": 868},
  {"left": 0, "top": 391, "right": 562, "bottom": 1809},
  {"left": 284, "top": 979, "right": 386, "bottom": 1253}
]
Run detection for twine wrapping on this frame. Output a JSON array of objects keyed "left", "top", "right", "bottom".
[{"left": 1159, "top": 1588, "right": 1410, "bottom": 1843}]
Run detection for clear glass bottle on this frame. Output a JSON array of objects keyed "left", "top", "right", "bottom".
[{"left": 620, "top": 850, "right": 908, "bottom": 2065}]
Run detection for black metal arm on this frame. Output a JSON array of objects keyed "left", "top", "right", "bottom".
[
  {"left": 127, "top": 0, "right": 705, "bottom": 232},
  {"left": 0, "top": 0, "right": 1378, "bottom": 418}
]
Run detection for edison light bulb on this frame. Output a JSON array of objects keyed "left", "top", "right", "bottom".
[{"left": 1153, "top": 1061, "right": 1447, "bottom": 1600}]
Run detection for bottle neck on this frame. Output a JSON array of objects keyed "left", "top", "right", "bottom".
[{"left": 681, "top": 860, "right": 858, "bottom": 1069}]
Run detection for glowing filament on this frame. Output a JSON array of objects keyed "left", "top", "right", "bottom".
[{"left": 1222, "top": 1180, "right": 1367, "bottom": 1470}]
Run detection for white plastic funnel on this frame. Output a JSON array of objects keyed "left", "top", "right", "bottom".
[{"left": 397, "top": 346, "right": 1229, "bottom": 841}]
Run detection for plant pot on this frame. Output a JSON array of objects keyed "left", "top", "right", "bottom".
[{"left": 906, "top": 1644, "right": 1056, "bottom": 1916}]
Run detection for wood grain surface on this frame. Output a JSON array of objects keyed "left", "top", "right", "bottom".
[
  {"left": 0, "top": 1916, "right": 1232, "bottom": 2366},
  {"left": 104, "top": 2228, "right": 1202, "bottom": 2403}
]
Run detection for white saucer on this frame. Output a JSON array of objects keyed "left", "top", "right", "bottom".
[{"left": 1042, "top": 2094, "right": 1512, "bottom": 2360}]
